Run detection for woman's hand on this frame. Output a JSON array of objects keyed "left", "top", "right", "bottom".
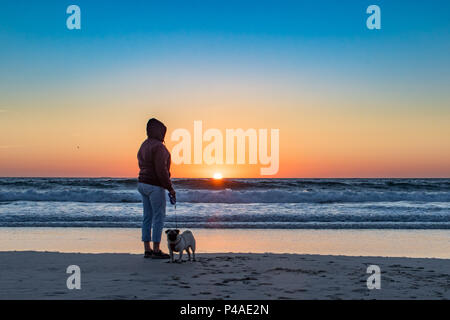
[{"left": 169, "top": 188, "right": 176, "bottom": 204}]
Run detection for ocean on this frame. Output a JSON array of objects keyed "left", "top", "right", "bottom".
[{"left": 0, "top": 178, "right": 449, "bottom": 229}]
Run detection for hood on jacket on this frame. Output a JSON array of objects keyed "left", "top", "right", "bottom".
[{"left": 146, "top": 118, "right": 167, "bottom": 142}]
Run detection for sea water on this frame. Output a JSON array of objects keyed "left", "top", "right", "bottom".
[{"left": 0, "top": 178, "right": 449, "bottom": 229}]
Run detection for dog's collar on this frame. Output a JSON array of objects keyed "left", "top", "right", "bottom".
[
  {"left": 169, "top": 238, "right": 181, "bottom": 250},
  {"left": 170, "top": 237, "right": 182, "bottom": 245}
]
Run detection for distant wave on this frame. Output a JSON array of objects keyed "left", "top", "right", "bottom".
[
  {"left": 1, "top": 205, "right": 449, "bottom": 228},
  {"left": 0, "top": 178, "right": 138, "bottom": 189},
  {"left": 1, "top": 178, "right": 449, "bottom": 191},
  {"left": 1, "top": 188, "right": 449, "bottom": 204},
  {"left": 0, "top": 189, "right": 139, "bottom": 203},
  {"left": 2, "top": 212, "right": 447, "bottom": 223},
  {"left": 1, "top": 223, "right": 449, "bottom": 229},
  {"left": 177, "top": 189, "right": 450, "bottom": 203},
  {"left": 1, "top": 220, "right": 448, "bottom": 229}
]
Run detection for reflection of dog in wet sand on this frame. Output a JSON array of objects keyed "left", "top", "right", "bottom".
[{"left": 165, "top": 229, "right": 196, "bottom": 263}]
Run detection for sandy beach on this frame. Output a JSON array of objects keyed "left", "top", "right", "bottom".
[{"left": 1, "top": 251, "right": 448, "bottom": 300}]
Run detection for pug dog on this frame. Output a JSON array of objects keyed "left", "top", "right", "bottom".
[{"left": 165, "top": 229, "right": 196, "bottom": 263}]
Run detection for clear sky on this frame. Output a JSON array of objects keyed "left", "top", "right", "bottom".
[{"left": 0, "top": 0, "right": 449, "bottom": 178}]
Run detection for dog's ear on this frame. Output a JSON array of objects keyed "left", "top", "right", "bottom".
[
  {"left": 175, "top": 229, "right": 180, "bottom": 234},
  {"left": 165, "top": 229, "right": 170, "bottom": 234}
]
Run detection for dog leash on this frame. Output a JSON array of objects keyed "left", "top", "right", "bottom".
[
  {"left": 169, "top": 192, "right": 177, "bottom": 229},
  {"left": 174, "top": 202, "right": 178, "bottom": 229}
]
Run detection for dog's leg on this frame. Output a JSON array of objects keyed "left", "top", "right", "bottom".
[
  {"left": 186, "top": 247, "right": 191, "bottom": 261},
  {"left": 191, "top": 241, "right": 196, "bottom": 261},
  {"left": 169, "top": 248, "right": 174, "bottom": 263},
  {"left": 177, "top": 249, "right": 183, "bottom": 263}
]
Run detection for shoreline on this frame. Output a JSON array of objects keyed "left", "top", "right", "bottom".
[{"left": 0, "top": 251, "right": 448, "bottom": 300}]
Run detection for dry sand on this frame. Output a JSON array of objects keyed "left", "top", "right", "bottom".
[{"left": 0, "top": 251, "right": 448, "bottom": 300}]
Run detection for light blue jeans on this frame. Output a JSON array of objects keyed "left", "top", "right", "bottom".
[{"left": 137, "top": 183, "right": 166, "bottom": 243}]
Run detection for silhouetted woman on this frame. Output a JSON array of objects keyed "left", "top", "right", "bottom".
[{"left": 137, "top": 118, "right": 176, "bottom": 259}]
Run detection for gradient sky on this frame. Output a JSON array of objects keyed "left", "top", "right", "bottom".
[{"left": 0, "top": 0, "right": 449, "bottom": 178}]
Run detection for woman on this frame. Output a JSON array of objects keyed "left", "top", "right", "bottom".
[{"left": 137, "top": 118, "right": 176, "bottom": 259}]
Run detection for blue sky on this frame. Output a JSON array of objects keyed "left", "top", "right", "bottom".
[
  {"left": 1, "top": 1, "right": 449, "bottom": 89},
  {"left": 1, "top": 1, "right": 449, "bottom": 102},
  {"left": 1, "top": 1, "right": 449, "bottom": 37}
]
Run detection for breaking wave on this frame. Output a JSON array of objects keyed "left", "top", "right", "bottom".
[{"left": 0, "top": 188, "right": 449, "bottom": 204}]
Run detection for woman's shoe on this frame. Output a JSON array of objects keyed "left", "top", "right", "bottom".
[{"left": 144, "top": 250, "right": 153, "bottom": 258}]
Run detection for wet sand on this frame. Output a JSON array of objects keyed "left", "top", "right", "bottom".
[{"left": 0, "top": 228, "right": 449, "bottom": 258}]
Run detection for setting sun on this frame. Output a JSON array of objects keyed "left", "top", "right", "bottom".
[{"left": 213, "top": 172, "right": 223, "bottom": 180}]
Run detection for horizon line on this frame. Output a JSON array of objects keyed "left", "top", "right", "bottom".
[{"left": 0, "top": 176, "right": 449, "bottom": 179}]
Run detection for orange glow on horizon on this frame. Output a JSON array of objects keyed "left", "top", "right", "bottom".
[{"left": 1, "top": 76, "right": 449, "bottom": 178}]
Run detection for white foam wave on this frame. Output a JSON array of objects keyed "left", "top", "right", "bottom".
[{"left": 1, "top": 188, "right": 449, "bottom": 203}]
